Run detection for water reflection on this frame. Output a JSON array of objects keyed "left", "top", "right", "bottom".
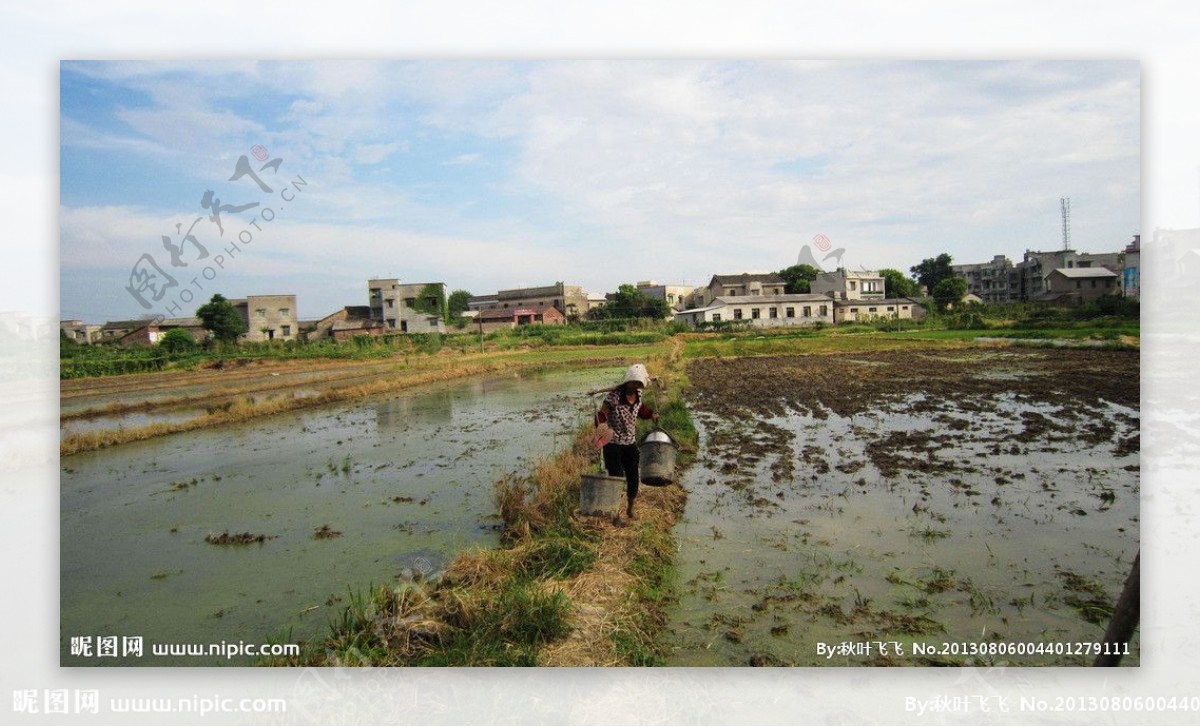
[{"left": 60, "top": 366, "right": 621, "bottom": 666}]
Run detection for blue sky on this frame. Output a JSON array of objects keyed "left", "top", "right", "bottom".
[{"left": 59, "top": 60, "right": 1140, "bottom": 322}]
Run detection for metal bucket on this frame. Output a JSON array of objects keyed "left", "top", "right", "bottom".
[
  {"left": 639, "top": 429, "right": 677, "bottom": 486},
  {"left": 579, "top": 473, "right": 625, "bottom": 516}
]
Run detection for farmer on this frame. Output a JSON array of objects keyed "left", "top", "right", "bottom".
[{"left": 595, "top": 363, "right": 658, "bottom": 521}]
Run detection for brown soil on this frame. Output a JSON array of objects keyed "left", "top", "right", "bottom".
[
  {"left": 688, "top": 348, "right": 1138, "bottom": 420},
  {"left": 204, "top": 531, "right": 275, "bottom": 545}
]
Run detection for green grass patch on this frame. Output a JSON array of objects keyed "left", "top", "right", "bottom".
[{"left": 419, "top": 579, "right": 573, "bottom": 666}]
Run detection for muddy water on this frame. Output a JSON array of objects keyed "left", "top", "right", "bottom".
[
  {"left": 61, "top": 367, "right": 619, "bottom": 666},
  {"left": 667, "top": 350, "right": 1139, "bottom": 666}
]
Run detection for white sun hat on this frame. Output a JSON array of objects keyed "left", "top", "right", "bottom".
[{"left": 622, "top": 363, "right": 649, "bottom": 387}]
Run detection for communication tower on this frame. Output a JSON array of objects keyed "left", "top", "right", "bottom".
[{"left": 1060, "top": 197, "right": 1071, "bottom": 251}]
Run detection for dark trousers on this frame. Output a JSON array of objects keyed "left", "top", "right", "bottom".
[{"left": 603, "top": 442, "right": 640, "bottom": 500}]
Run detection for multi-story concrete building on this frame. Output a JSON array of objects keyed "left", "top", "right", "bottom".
[
  {"left": 951, "top": 255, "right": 1020, "bottom": 304},
  {"left": 368, "top": 279, "right": 447, "bottom": 334},
  {"left": 232, "top": 294, "right": 299, "bottom": 342},
  {"left": 635, "top": 281, "right": 697, "bottom": 314},
  {"left": 693, "top": 273, "right": 787, "bottom": 307},
  {"left": 810, "top": 269, "right": 886, "bottom": 301},
  {"left": 1122, "top": 235, "right": 1140, "bottom": 299}
]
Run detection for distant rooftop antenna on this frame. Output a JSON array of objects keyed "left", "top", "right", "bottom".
[{"left": 1060, "top": 197, "right": 1071, "bottom": 251}]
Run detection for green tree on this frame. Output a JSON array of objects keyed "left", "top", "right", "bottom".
[
  {"left": 910, "top": 253, "right": 955, "bottom": 294},
  {"left": 158, "top": 327, "right": 197, "bottom": 355},
  {"left": 196, "top": 294, "right": 247, "bottom": 344},
  {"left": 931, "top": 277, "right": 969, "bottom": 312},
  {"left": 587, "top": 284, "right": 670, "bottom": 320},
  {"left": 777, "top": 264, "right": 820, "bottom": 294},
  {"left": 412, "top": 284, "right": 448, "bottom": 322},
  {"left": 879, "top": 268, "right": 919, "bottom": 298},
  {"left": 447, "top": 289, "right": 472, "bottom": 318}
]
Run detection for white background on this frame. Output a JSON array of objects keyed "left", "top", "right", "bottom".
[{"left": 3, "top": 1, "right": 1198, "bottom": 724}]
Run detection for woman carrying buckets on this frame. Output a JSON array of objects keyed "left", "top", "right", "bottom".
[{"left": 595, "top": 364, "right": 658, "bottom": 521}]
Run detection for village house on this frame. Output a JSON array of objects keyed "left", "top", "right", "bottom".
[
  {"left": 231, "top": 294, "right": 299, "bottom": 342},
  {"left": 833, "top": 298, "right": 927, "bottom": 323},
  {"left": 692, "top": 273, "right": 787, "bottom": 307},
  {"left": 810, "top": 268, "right": 886, "bottom": 301},
  {"left": 368, "top": 279, "right": 447, "bottom": 334},
  {"left": 474, "top": 306, "right": 566, "bottom": 334},
  {"left": 102, "top": 317, "right": 209, "bottom": 346},
  {"left": 1018, "top": 249, "right": 1122, "bottom": 301},
  {"left": 674, "top": 293, "right": 835, "bottom": 328},
  {"left": 98, "top": 319, "right": 144, "bottom": 342},
  {"left": 468, "top": 282, "right": 589, "bottom": 319},
  {"left": 1043, "top": 267, "right": 1120, "bottom": 304},
  {"left": 60, "top": 320, "right": 102, "bottom": 345},
  {"left": 635, "top": 281, "right": 698, "bottom": 314},
  {"left": 306, "top": 306, "right": 383, "bottom": 342}
]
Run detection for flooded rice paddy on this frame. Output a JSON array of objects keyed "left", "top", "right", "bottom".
[
  {"left": 667, "top": 347, "right": 1139, "bottom": 666},
  {"left": 60, "top": 366, "right": 618, "bottom": 665}
]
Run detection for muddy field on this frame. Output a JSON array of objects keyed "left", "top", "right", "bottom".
[{"left": 668, "top": 346, "right": 1139, "bottom": 666}]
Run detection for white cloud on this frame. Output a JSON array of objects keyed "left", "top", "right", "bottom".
[
  {"left": 60, "top": 60, "right": 1142, "bottom": 319},
  {"left": 444, "top": 153, "right": 482, "bottom": 166}
]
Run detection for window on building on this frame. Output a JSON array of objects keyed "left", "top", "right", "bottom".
[
  {"left": 712, "top": 313, "right": 722, "bottom": 322},
  {"left": 281, "top": 325, "right": 291, "bottom": 336},
  {"left": 733, "top": 309, "right": 743, "bottom": 320},
  {"left": 1091, "top": 280, "right": 1097, "bottom": 289},
  {"left": 887, "top": 306, "right": 894, "bottom": 312},
  {"left": 751, "top": 308, "right": 760, "bottom": 319},
  {"left": 1076, "top": 281, "right": 1082, "bottom": 289},
  {"left": 819, "top": 305, "right": 828, "bottom": 316},
  {"left": 869, "top": 307, "right": 877, "bottom": 313},
  {"left": 849, "top": 281, "right": 857, "bottom": 291},
  {"left": 802, "top": 306, "right": 810, "bottom": 317},
  {"left": 769, "top": 307, "right": 778, "bottom": 319},
  {"left": 255, "top": 308, "right": 266, "bottom": 319},
  {"left": 386, "top": 299, "right": 394, "bottom": 308},
  {"left": 786, "top": 307, "right": 795, "bottom": 318},
  {"left": 279, "top": 308, "right": 290, "bottom": 317}
]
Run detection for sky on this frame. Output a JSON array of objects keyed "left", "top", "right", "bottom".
[{"left": 59, "top": 60, "right": 1141, "bottom": 322}]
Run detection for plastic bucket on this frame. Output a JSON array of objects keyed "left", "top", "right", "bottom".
[
  {"left": 639, "top": 430, "right": 677, "bottom": 486},
  {"left": 579, "top": 473, "right": 625, "bottom": 516}
]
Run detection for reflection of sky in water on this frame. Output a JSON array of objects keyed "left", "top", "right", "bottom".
[
  {"left": 60, "top": 366, "right": 620, "bottom": 665},
  {"left": 668, "top": 392, "right": 1139, "bottom": 666}
]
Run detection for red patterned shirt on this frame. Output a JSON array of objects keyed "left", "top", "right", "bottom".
[{"left": 597, "top": 388, "right": 655, "bottom": 445}]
